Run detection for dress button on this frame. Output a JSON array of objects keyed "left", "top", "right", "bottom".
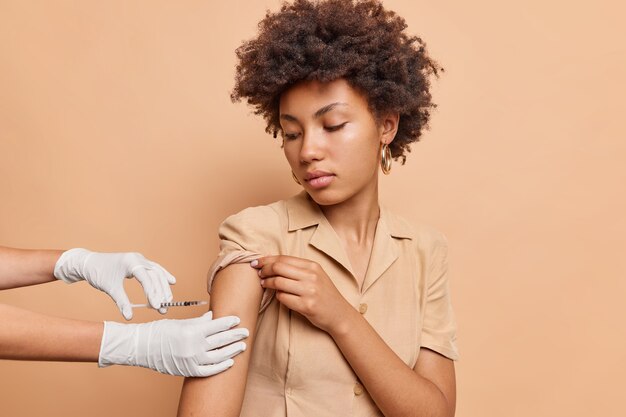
[
  {"left": 358, "top": 303, "right": 368, "bottom": 314},
  {"left": 353, "top": 383, "right": 364, "bottom": 396}
]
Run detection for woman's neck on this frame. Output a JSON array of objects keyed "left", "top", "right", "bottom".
[{"left": 319, "top": 182, "right": 380, "bottom": 246}]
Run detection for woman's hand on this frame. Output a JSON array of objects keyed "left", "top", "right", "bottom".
[{"left": 251, "top": 255, "right": 354, "bottom": 335}]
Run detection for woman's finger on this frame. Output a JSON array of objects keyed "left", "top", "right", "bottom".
[
  {"left": 251, "top": 255, "right": 313, "bottom": 270},
  {"left": 257, "top": 260, "right": 309, "bottom": 280},
  {"left": 274, "top": 291, "right": 302, "bottom": 312},
  {"left": 261, "top": 276, "right": 305, "bottom": 295}
]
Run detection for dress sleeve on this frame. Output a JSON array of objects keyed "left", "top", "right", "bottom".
[
  {"left": 207, "top": 205, "right": 282, "bottom": 313},
  {"left": 420, "top": 236, "right": 459, "bottom": 361}
]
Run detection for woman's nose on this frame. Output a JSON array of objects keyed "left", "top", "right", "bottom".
[{"left": 299, "top": 132, "right": 324, "bottom": 163}]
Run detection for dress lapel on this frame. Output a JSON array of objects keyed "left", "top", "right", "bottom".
[
  {"left": 286, "top": 191, "right": 355, "bottom": 277},
  {"left": 285, "top": 193, "right": 412, "bottom": 293},
  {"left": 361, "top": 212, "right": 399, "bottom": 293},
  {"left": 309, "top": 216, "right": 355, "bottom": 277}
]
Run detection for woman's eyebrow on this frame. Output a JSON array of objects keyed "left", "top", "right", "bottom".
[
  {"left": 280, "top": 102, "right": 348, "bottom": 122},
  {"left": 313, "top": 102, "right": 347, "bottom": 118},
  {"left": 280, "top": 113, "right": 298, "bottom": 122}
]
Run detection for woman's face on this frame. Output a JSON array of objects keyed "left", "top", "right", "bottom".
[{"left": 279, "top": 78, "right": 397, "bottom": 206}]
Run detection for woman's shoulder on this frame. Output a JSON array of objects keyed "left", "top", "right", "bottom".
[
  {"left": 218, "top": 198, "right": 290, "bottom": 242},
  {"left": 222, "top": 200, "right": 284, "bottom": 225}
]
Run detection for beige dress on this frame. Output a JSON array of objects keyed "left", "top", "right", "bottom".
[{"left": 208, "top": 191, "right": 458, "bottom": 417}]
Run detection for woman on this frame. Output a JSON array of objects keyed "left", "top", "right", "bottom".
[{"left": 178, "top": 0, "right": 458, "bottom": 416}]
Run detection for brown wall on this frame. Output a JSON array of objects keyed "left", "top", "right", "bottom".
[{"left": 1, "top": 1, "right": 624, "bottom": 416}]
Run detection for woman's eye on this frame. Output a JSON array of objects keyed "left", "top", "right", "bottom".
[
  {"left": 284, "top": 132, "right": 300, "bottom": 140},
  {"left": 325, "top": 122, "right": 347, "bottom": 132}
]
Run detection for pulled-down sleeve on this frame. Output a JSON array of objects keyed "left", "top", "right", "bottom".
[{"left": 207, "top": 205, "right": 283, "bottom": 313}]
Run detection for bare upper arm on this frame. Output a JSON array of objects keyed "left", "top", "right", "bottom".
[
  {"left": 414, "top": 347, "right": 457, "bottom": 417},
  {"left": 177, "top": 263, "right": 263, "bottom": 417}
]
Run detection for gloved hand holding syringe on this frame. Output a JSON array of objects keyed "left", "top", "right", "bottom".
[{"left": 53, "top": 248, "right": 248, "bottom": 377}]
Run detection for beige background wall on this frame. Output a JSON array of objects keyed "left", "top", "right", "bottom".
[{"left": 1, "top": 1, "right": 624, "bottom": 416}]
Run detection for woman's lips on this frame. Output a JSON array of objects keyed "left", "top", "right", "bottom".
[
  {"left": 304, "top": 171, "right": 335, "bottom": 189},
  {"left": 307, "top": 174, "right": 335, "bottom": 189}
]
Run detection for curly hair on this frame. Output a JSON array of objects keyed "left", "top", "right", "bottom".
[{"left": 231, "top": 0, "right": 442, "bottom": 163}]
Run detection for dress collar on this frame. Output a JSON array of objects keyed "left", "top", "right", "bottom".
[
  {"left": 286, "top": 191, "right": 413, "bottom": 240},
  {"left": 285, "top": 191, "right": 412, "bottom": 292}
]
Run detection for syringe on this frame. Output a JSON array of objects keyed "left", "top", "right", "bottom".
[{"left": 130, "top": 300, "right": 208, "bottom": 308}]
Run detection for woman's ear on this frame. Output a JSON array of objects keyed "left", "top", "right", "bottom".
[{"left": 379, "top": 112, "right": 400, "bottom": 145}]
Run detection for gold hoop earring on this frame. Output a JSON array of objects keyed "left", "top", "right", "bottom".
[
  {"left": 381, "top": 143, "right": 392, "bottom": 175},
  {"left": 292, "top": 171, "right": 301, "bottom": 185}
]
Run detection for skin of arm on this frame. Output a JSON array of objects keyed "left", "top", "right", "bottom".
[
  {"left": 255, "top": 256, "right": 456, "bottom": 417},
  {"left": 0, "top": 246, "right": 62, "bottom": 289},
  {"left": 177, "top": 263, "right": 263, "bottom": 417},
  {"left": 0, "top": 303, "right": 103, "bottom": 361},
  {"left": 0, "top": 246, "right": 104, "bottom": 361},
  {"left": 331, "top": 308, "right": 456, "bottom": 417}
]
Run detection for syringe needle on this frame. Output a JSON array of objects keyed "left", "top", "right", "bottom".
[{"left": 130, "top": 300, "right": 208, "bottom": 308}]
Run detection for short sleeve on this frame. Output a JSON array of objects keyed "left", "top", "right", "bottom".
[
  {"left": 207, "top": 205, "right": 283, "bottom": 313},
  {"left": 420, "top": 236, "right": 459, "bottom": 361}
]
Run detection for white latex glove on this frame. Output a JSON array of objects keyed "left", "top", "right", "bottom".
[
  {"left": 98, "top": 311, "right": 248, "bottom": 377},
  {"left": 53, "top": 248, "right": 176, "bottom": 320}
]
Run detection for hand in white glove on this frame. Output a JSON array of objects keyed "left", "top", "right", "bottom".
[
  {"left": 98, "top": 311, "right": 248, "bottom": 377},
  {"left": 53, "top": 248, "right": 176, "bottom": 320}
]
